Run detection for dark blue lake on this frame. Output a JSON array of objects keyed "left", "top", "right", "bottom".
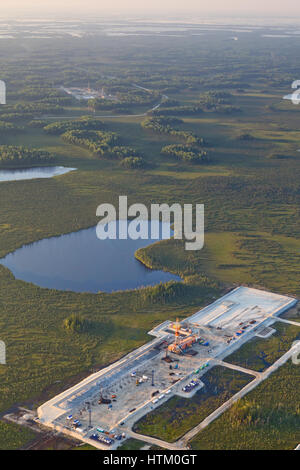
[{"left": 0, "top": 221, "right": 181, "bottom": 293}]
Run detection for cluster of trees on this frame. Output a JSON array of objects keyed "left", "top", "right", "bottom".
[
  {"left": 154, "top": 103, "right": 240, "bottom": 117},
  {"left": 0, "top": 121, "right": 22, "bottom": 134},
  {"left": 43, "top": 117, "right": 104, "bottom": 135},
  {"left": 142, "top": 116, "right": 183, "bottom": 133},
  {"left": 175, "top": 131, "right": 204, "bottom": 145},
  {"left": 61, "top": 129, "right": 119, "bottom": 157},
  {"left": 27, "top": 120, "right": 48, "bottom": 128},
  {"left": 142, "top": 116, "right": 204, "bottom": 145},
  {"left": 87, "top": 99, "right": 128, "bottom": 112},
  {"left": 0, "top": 104, "right": 63, "bottom": 123},
  {"left": 213, "top": 105, "right": 241, "bottom": 114},
  {"left": 153, "top": 91, "right": 240, "bottom": 117},
  {"left": 227, "top": 399, "right": 264, "bottom": 428},
  {"left": 0, "top": 145, "right": 55, "bottom": 166},
  {"left": 40, "top": 96, "right": 71, "bottom": 106},
  {"left": 8, "top": 83, "right": 75, "bottom": 108},
  {"left": 61, "top": 128, "right": 144, "bottom": 165},
  {"left": 237, "top": 133, "right": 255, "bottom": 141},
  {"left": 0, "top": 113, "right": 34, "bottom": 122},
  {"left": 63, "top": 314, "right": 90, "bottom": 334},
  {"left": 139, "top": 281, "right": 187, "bottom": 304},
  {"left": 13, "top": 86, "right": 72, "bottom": 103},
  {"left": 117, "top": 89, "right": 160, "bottom": 104},
  {"left": 88, "top": 89, "right": 160, "bottom": 111},
  {"left": 266, "top": 153, "right": 292, "bottom": 160},
  {"left": 198, "top": 92, "right": 241, "bottom": 113},
  {"left": 109, "top": 146, "right": 140, "bottom": 159},
  {"left": 161, "top": 144, "right": 208, "bottom": 163},
  {"left": 142, "top": 116, "right": 207, "bottom": 163},
  {"left": 153, "top": 104, "right": 204, "bottom": 117},
  {"left": 1, "top": 102, "right": 64, "bottom": 117},
  {"left": 120, "top": 156, "right": 145, "bottom": 169},
  {"left": 198, "top": 91, "right": 231, "bottom": 108}
]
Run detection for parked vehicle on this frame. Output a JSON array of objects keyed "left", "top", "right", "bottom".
[{"left": 182, "top": 379, "right": 200, "bottom": 393}]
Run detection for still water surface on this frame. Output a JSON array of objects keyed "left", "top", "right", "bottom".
[
  {"left": 0, "top": 221, "right": 181, "bottom": 293},
  {"left": 0, "top": 166, "right": 76, "bottom": 182}
]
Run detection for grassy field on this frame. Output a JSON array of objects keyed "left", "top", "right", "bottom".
[
  {"left": 118, "top": 439, "right": 148, "bottom": 450},
  {"left": 190, "top": 362, "right": 300, "bottom": 450},
  {"left": 0, "top": 421, "right": 36, "bottom": 450},
  {"left": 133, "top": 366, "right": 253, "bottom": 442},
  {"left": 225, "top": 322, "right": 300, "bottom": 372},
  {"left": 72, "top": 443, "right": 97, "bottom": 451}
]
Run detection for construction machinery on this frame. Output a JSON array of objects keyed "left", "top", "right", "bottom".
[
  {"left": 98, "top": 389, "right": 111, "bottom": 405},
  {"left": 168, "top": 318, "right": 200, "bottom": 354}
]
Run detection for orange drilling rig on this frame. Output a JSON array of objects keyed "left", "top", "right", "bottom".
[{"left": 168, "top": 319, "right": 199, "bottom": 354}]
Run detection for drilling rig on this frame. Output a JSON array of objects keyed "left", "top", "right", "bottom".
[{"left": 168, "top": 318, "right": 199, "bottom": 354}]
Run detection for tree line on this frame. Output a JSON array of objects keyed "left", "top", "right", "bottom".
[
  {"left": 60, "top": 127, "right": 145, "bottom": 168},
  {"left": 142, "top": 116, "right": 204, "bottom": 145},
  {"left": 161, "top": 144, "right": 208, "bottom": 163},
  {"left": 0, "top": 145, "right": 55, "bottom": 166},
  {"left": 43, "top": 117, "right": 104, "bottom": 135}
]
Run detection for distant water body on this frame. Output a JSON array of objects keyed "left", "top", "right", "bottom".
[
  {"left": 0, "top": 166, "right": 76, "bottom": 182},
  {"left": 0, "top": 221, "right": 181, "bottom": 293}
]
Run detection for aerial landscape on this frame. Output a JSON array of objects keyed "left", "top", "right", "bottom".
[{"left": 0, "top": 0, "right": 299, "bottom": 456}]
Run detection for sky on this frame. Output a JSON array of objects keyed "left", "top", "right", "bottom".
[{"left": 2, "top": 0, "right": 300, "bottom": 17}]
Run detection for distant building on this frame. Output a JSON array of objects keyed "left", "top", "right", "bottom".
[{"left": 60, "top": 85, "right": 114, "bottom": 102}]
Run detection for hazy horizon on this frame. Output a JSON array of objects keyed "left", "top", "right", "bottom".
[{"left": 1, "top": 1, "right": 300, "bottom": 19}]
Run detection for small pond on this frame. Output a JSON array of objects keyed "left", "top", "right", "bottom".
[
  {"left": 0, "top": 221, "right": 181, "bottom": 293},
  {"left": 0, "top": 166, "right": 76, "bottom": 182}
]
